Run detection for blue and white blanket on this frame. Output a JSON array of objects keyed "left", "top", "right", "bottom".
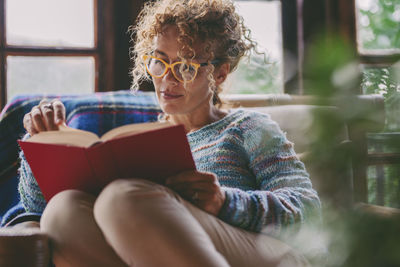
[{"left": 0, "top": 90, "right": 161, "bottom": 226}]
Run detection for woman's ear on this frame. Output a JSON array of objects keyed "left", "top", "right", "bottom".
[{"left": 214, "top": 63, "right": 230, "bottom": 86}]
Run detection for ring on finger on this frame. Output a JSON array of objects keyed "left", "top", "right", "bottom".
[{"left": 43, "top": 103, "right": 53, "bottom": 110}]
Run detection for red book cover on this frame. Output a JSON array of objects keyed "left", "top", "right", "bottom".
[{"left": 18, "top": 124, "right": 196, "bottom": 202}]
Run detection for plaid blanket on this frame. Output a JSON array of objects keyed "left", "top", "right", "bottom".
[{"left": 0, "top": 90, "right": 161, "bottom": 225}]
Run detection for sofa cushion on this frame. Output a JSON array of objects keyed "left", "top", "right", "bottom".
[{"left": 246, "top": 105, "right": 348, "bottom": 154}]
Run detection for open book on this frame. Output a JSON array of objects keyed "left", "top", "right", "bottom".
[{"left": 18, "top": 122, "right": 196, "bottom": 201}]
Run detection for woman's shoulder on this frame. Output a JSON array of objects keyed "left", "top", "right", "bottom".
[
  {"left": 229, "top": 109, "right": 281, "bottom": 133},
  {"left": 187, "top": 108, "right": 281, "bottom": 140},
  {"left": 232, "top": 109, "right": 289, "bottom": 151}
]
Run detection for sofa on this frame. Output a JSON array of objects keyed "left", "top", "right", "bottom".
[{"left": 0, "top": 90, "right": 388, "bottom": 266}]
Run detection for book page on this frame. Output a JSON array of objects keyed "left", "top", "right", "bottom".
[
  {"left": 100, "top": 121, "right": 172, "bottom": 141},
  {"left": 26, "top": 125, "right": 100, "bottom": 147}
]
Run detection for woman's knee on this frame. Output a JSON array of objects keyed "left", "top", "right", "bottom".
[
  {"left": 41, "top": 190, "right": 95, "bottom": 233},
  {"left": 93, "top": 179, "right": 176, "bottom": 226}
]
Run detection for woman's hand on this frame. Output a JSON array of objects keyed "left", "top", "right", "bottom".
[
  {"left": 23, "top": 99, "right": 66, "bottom": 136},
  {"left": 166, "top": 170, "right": 226, "bottom": 216}
]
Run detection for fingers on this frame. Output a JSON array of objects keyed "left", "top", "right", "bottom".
[
  {"left": 166, "top": 172, "right": 221, "bottom": 202},
  {"left": 23, "top": 113, "right": 38, "bottom": 136},
  {"left": 40, "top": 103, "right": 57, "bottom": 130},
  {"left": 23, "top": 99, "right": 66, "bottom": 136},
  {"left": 52, "top": 100, "right": 66, "bottom": 125},
  {"left": 184, "top": 190, "right": 216, "bottom": 202},
  {"left": 31, "top": 105, "right": 47, "bottom": 132},
  {"left": 166, "top": 171, "right": 226, "bottom": 215},
  {"left": 191, "top": 191, "right": 216, "bottom": 202},
  {"left": 40, "top": 99, "right": 66, "bottom": 126}
]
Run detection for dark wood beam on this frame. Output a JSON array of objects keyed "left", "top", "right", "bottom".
[
  {"left": 281, "top": 0, "right": 301, "bottom": 95},
  {"left": 97, "top": 0, "right": 114, "bottom": 92},
  {"left": 360, "top": 53, "right": 400, "bottom": 66},
  {"left": 4, "top": 47, "right": 97, "bottom": 54},
  {"left": 338, "top": 0, "right": 356, "bottom": 46},
  {"left": 97, "top": 0, "right": 151, "bottom": 92},
  {"left": 368, "top": 153, "right": 400, "bottom": 165},
  {"left": 133, "top": 0, "right": 155, "bottom": 92},
  {"left": 112, "top": 0, "right": 135, "bottom": 91},
  {"left": 0, "top": 0, "right": 6, "bottom": 110}
]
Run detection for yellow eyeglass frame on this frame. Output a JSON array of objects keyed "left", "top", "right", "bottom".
[{"left": 143, "top": 55, "right": 220, "bottom": 83}]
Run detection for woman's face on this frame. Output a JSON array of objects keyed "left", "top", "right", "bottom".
[{"left": 151, "top": 26, "right": 223, "bottom": 116}]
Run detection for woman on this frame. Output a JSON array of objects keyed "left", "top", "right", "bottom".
[{"left": 18, "top": 0, "right": 320, "bottom": 266}]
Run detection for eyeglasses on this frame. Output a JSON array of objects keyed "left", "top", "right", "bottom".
[{"left": 143, "top": 55, "right": 220, "bottom": 83}]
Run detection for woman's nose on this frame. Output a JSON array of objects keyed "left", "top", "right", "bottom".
[{"left": 163, "top": 67, "right": 178, "bottom": 83}]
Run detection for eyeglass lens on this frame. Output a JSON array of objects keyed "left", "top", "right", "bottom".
[{"left": 147, "top": 58, "right": 197, "bottom": 81}]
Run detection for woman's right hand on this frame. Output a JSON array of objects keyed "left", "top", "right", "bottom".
[{"left": 23, "top": 99, "right": 66, "bottom": 136}]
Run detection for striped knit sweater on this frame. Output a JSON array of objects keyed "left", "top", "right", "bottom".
[
  {"left": 18, "top": 109, "right": 320, "bottom": 233},
  {"left": 187, "top": 109, "right": 320, "bottom": 233}
]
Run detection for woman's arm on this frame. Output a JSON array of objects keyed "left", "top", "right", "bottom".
[
  {"left": 18, "top": 99, "right": 66, "bottom": 215},
  {"left": 18, "top": 143, "right": 47, "bottom": 214},
  {"left": 218, "top": 119, "right": 321, "bottom": 234}
]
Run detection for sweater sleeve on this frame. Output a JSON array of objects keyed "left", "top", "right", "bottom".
[
  {"left": 217, "top": 115, "right": 321, "bottom": 234},
  {"left": 18, "top": 133, "right": 47, "bottom": 214}
]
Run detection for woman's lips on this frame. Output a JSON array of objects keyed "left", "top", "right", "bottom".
[{"left": 160, "top": 91, "right": 184, "bottom": 100}]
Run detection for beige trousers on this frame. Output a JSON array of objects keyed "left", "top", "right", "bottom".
[{"left": 40, "top": 179, "right": 307, "bottom": 267}]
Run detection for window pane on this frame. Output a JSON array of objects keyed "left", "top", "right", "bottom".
[
  {"left": 6, "top": 0, "right": 95, "bottom": 48},
  {"left": 225, "top": 1, "right": 283, "bottom": 94},
  {"left": 367, "top": 163, "right": 400, "bottom": 208},
  {"left": 356, "top": 0, "right": 400, "bottom": 54},
  {"left": 7, "top": 56, "right": 95, "bottom": 101},
  {"left": 361, "top": 64, "right": 400, "bottom": 131}
]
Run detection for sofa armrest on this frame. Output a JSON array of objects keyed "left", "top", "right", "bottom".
[
  {"left": 354, "top": 202, "right": 400, "bottom": 220},
  {"left": 0, "top": 228, "right": 50, "bottom": 267},
  {"left": 221, "top": 94, "right": 385, "bottom": 133}
]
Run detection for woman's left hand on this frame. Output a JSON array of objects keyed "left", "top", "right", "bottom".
[{"left": 165, "top": 170, "right": 226, "bottom": 216}]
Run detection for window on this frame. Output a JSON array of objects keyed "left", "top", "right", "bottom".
[
  {"left": 356, "top": 0, "right": 400, "bottom": 208},
  {"left": 225, "top": 0, "right": 283, "bottom": 95},
  {"left": 283, "top": 0, "right": 400, "bottom": 206},
  {"left": 0, "top": 0, "right": 98, "bottom": 108},
  {"left": 357, "top": 0, "right": 400, "bottom": 53}
]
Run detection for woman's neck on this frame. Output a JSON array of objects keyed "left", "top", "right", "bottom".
[{"left": 167, "top": 105, "right": 227, "bottom": 133}]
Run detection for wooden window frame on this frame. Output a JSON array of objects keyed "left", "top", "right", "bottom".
[
  {"left": 354, "top": 0, "right": 400, "bottom": 204},
  {"left": 0, "top": 0, "right": 101, "bottom": 109},
  {"left": 0, "top": 0, "right": 118, "bottom": 110},
  {"left": 281, "top": 0, "right": 359, "bottom": 94},
  {"left": 0, "top": 0, "right": 301, "bottom": 106},
  {"left": 0, "top": 0, "right": 5, "bottom": 109},
  {"left": 0, "top": 0, "right": 150, "bottom": 110}
]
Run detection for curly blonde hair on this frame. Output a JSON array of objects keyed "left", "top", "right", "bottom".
[{"left": 130, "top": 0, "right": 256, "bottom": 105}]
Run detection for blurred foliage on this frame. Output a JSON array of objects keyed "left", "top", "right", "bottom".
[
  {"left": 362, "top": 66, "right": 400, "bottom": 131},
  {"left": 357, "top": 0, "right": 400, "bottom": 50},
  {"left": 298, "top": 32, "right": 400, "bottom": 266},
  {"left": 358, "top": 0, "right": 400, "bottom": 214},
  {"left": 285, "top": 206, "right": 400, "bottom": 267},
  {"left": 323, "top": 207, "right": 400, "bottom": 267},
  {"left": 358, "top": 0, "right": 400, "bottom": 131},
  {"left": 303, "top": 34, "right": 359, "bottom": 96},
  {"left": 232, "top": 8, "right": 400, "bottom": 264},
  {"left": 227, "top": 52, "right": 281, "bottom": 94}
]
